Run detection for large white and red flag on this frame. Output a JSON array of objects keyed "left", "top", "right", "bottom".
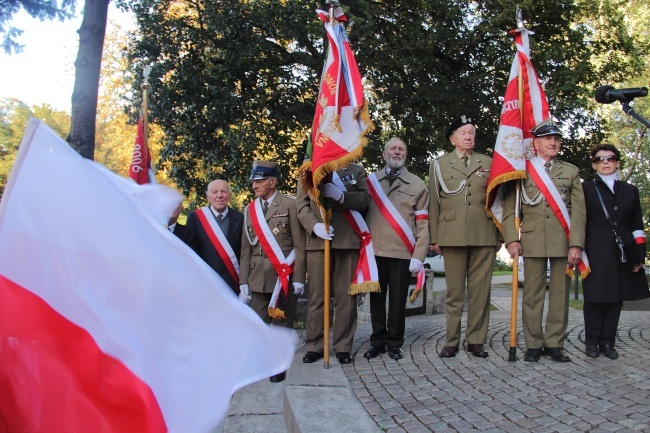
[
  {"left": 300, "top": 6, "right": 374, "bottom": 208},
  {"left": 129, "top": 117, "right": 155, "bottom": 184},
  {"left": 0, "top": 119, "right": 295, "bottom": 432},
  {"left": 486, "top": 27, "right": 550, "bottom": 230}
]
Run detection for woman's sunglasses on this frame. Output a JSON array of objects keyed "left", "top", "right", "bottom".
[{"left": 592, "top": 155, "right": 617, "bottom": 164}]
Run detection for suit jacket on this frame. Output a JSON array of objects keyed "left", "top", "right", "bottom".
[
  {"left": 239, "top": 193, "right": 306, "bottom": 293},
  {"left": 582, "top": 177, "right": 648, "bottom": 302},
  {"left": 502, "top": 159, "right": 586, "bottom": 257},
  {"left": 297, "top": 164, "right": 371, "bottom": 251},
  {"left": 186, "top": 206, "right": 244, "bottom": 292},
  {"left": 428, "top": 151, "right": 499, "bottom": 246},
  {"left": 172, "top": 222, "right": 198, "bottom": 250},
  {"left": 365, "top": 167, "right": 430, "bottom": 261}
]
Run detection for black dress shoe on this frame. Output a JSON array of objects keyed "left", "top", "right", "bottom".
[
  {"left": 363, "top": 346, "right": 386, "bottom": 359},
  {"left": 467, "top": 344, "right": 489, "bottom": 357},
  {"left": 302, "top": 351, "right": 323, "bottom": 363},
  {"left": 543, "top": 347, "right": 570, "bottom": 362},
  {"left": 439, "top": 346, "right": 459, "bottom": 358},
  {"left": 269, "top": 371, "right": 286, "bottom": 383},
  {"left": 388, "top": 347, "right": 403, "bottom": 360},
  {"left": 585, "top": 345, "right": 599, "bottom": 358},
  {"left": 336, "top": 352, "right": 352, "bottom": 364},
  {"left": 600, "top": 344, "right": 619, "bottom": 360},
  {"left": 524, "top": 348, "right": 541, "bottom": 362}
]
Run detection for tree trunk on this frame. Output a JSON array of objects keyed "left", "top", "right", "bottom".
[{"left": 69, "top": 0, "right": 109, "bottom": 160}]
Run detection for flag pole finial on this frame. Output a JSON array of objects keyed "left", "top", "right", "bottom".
[{"left": 516, "top": 6, "right": 524, "bottom": 29}]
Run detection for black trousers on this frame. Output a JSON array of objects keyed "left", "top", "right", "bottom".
[
  {"left": 369, "top": 256, "right": 411, "bottom": 349},
  {"left": 583, "top": 301, "right": 622, "bottom": 346}
]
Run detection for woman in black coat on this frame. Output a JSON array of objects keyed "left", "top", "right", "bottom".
[{"left": 582, "top": 143, "right": 649, "bottom": 360}]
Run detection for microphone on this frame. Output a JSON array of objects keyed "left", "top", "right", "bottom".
[{"left": 595, "top": 85, "right": 648, "bottom": 104}]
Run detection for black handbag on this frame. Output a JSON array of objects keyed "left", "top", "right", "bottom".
[{"left": 593, "top": 181, "right": 641, "bottom": 264}]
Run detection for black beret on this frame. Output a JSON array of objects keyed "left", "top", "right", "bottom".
[
  {"left": 445, "top": 114, "right": 476, "bottom": 139},
  {"left": 530, "top": 118, "right": 562, "bottom": 138}
]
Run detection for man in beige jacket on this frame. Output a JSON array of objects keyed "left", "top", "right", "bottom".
[
  {"left": 502, "top": 119, "right": 586, "bottom": 363},
  {"left": 239, "top": 161, "right": 306, "bottom": 382},
  {"left": 363, "top": 138, "right": 429, "bottom": 360},
  {"left": 429, "top": 114, "right": 500, "bottom": 358}
]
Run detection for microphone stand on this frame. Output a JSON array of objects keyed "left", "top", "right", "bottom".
[{"left": 620, "top": 101, "right": 650, "bottom": 129}]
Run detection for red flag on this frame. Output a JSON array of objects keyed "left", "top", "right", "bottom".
[
  {"left": 486, "top": 27, "right": 550, "bottom": 230},
  {"left": 300, "top": 7, "right": 374, "bottom": 207},
  {"left": 129, "top": 117, "right": 154, "bottom": 184},
  {"left": 0, "top": 120, "right": 295, "bottom": 432}
]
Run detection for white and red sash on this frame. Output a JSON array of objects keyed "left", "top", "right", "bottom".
[
  {"left": 196, "top": 207, "right": 240, "bottom": 283},
  {"left": 366, "top": 172, "right": 427, "bottom": 289},
  {"left": 249, "top": 198, "right": 295, "bottom": 319},
  {"left": 526, "top": 158, "right": 590, "bottom": 277},
  {"left": 331, "top": 172, "right": 379, "bottom": 294}
]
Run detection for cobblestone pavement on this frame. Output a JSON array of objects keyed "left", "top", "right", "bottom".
[{"left": 346, "top": 295, "right": 650, "bottom": 433}]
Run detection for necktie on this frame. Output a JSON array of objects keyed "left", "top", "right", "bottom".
[
  {"left": 387, "top": 169, "right": 398, "bottom": 185},
  {"left": 544, "top": 161, "right": 551, "bottom": 174},
  {"left": 461, "top": 155, "right": 468, "bottom": 168},
  {"left": 216, "top": 214, "right": 223, "bottom": 221},
  {"left": 263, "top": 200, "right": 269, "bottom": 214}
]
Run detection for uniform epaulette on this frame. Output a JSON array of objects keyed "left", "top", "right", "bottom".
[
  {"left": 557, "top": 160, "right": 578, "bottom": 170},
  {"left": 283, "top": 193, "right": 297, "bottom": 200}
]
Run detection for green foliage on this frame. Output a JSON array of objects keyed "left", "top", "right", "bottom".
[
  {"left": 0, "top": 98, "right": 70, "bottom": 198},
  {"left": 0, "top": 0, "right": 76, "bottom": 54},
  {"left": 123, "top": 0, "right": 647, "bottom": 201}
]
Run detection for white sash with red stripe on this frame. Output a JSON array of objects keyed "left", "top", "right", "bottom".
[
  {"left": 248, "top": 198, "right": 295, "bottom": 316},
  {"left": 331, "top": 173, "right": 379, "bottom": 294},
  {"left": 366, "top": 172, "right": 427, "bottom": 289},
  {"left": 525, "top": 158, "right": 590, "bottom": 277},
  {"left": 196, "top": 207, "right": 240, "bottom": 283}
]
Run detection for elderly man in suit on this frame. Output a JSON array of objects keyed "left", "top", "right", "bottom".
[
  {"left": 168, "top": 200, "right": 198, "bottom": 249},
  {"left": 429, "top": 114, "right": 500, "bottom": 358},
  {"left": 239, "top": 160, "right": 306, "bottom": 383},
  {"left": 363, "top": 138, "right": 429, "bottom": 360},
  {"left": 297, "top": 163, "right": 370, "bottom": 365},
  {"left": 186, "top": 179, "right": 244, "bottom": 294},
  {"left": 502, "top": 118, "right": 586, "bottom": 363}
]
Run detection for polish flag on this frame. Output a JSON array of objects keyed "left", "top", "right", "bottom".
[{"left": 0, "top": 119, "right": 295, "bottom": 432}]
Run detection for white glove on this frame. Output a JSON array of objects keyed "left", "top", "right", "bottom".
[
  {"left": 313, "top": 222, "right": 334, "bottom": 240},
  {"left": 238, "top": 284, "right": 252, "bottom": 304},
  {"left": 409, "top": 258, "right": 424, "bottom": 273},
  {"left": 292, "top": 282, "right": 305, "bottom": 296},
  {"left": 322, "top": 183, "right": 344, "bottom": 203}
]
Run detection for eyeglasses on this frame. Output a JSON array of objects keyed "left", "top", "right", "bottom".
[{"left": 592, "top": 155, "right": 617, "bottom": 164}]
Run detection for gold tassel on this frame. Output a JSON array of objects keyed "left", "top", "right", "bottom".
[
  {"left": 348, "top": 281, "right": 380, "bottom": 295},
  {"left": 408, "top": 288, "right": 422, "bottom": 304},
  {"left": 484, "top": 171, "right": 527, "bottom": 233},
  {"left": 268, "top": 307, "right": 286, "bottom": 320}
]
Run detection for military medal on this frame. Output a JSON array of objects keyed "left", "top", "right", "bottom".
[{"left": 272, "top": 226, "right": 280, "bottom": 235}]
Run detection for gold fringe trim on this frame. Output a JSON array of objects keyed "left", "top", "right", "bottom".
[
  {"left": 408, "top": 288, "right": 422, "bottom": 304},
  {"left": 566, "top": 265, "right": 591, "bottom": 279},
  {"left": 268, "top": 307, "right": 286, "bottom": 320},
  {"left": 348, "top": 281, "right": 380, "bottom": 295},
  {"left": 484, "top": 171, "right": 526, "bottom": 233}
]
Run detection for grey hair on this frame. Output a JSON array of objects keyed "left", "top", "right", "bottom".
[{"left": 384, "top": 137, "right": 407, "bottom": 152}]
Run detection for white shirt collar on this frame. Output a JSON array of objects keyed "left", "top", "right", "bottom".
[
  {"left": 598, "top": 172, "right": 618, "bottom": 193},
  {"left": 211, "top": 206, "right": 229, "bottom": 218}
]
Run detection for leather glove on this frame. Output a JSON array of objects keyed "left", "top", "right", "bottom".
[
  {"left": 322, "top": 183, "right": 344, "bottom": 203},
  {"left": 292, "top": 282, "right": 305, "bottom": 296},
  {"left": 409, "top": 258, "right": 424, "bottom": 273},
  {"left": 313, "top": 222, "right": 334, "bottom": 240},
  {"left": 238, "top": 284, "right": 251, "bottom": 304}
]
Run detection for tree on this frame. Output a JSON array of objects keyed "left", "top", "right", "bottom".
[
  {"left": 0, "top": 98, "right": 70, "bottom": 198},
  {"left": 0, "top": 0, "right": 75, "bottom": 53},
  {"left": 124, "top": 0, "right": 647, "bottom": 199}
]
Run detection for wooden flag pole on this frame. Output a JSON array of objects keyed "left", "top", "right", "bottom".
[
  {"left": 141, "top": 65, "right": 151, "bottom": 153},
  {"left": 323, "top": 211, "right": 332, "bottom": 369},
  {"left": 508, "top": 7, "right": 525, "bottom": 362}
]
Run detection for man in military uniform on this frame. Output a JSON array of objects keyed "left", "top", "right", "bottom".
[
  {"left": 363, "top": 138, "right": 429, "bottom": 360},
  {"left": 297, "top": 163, "right": 370, "bottom": 365},
  {"left": 429, "top": 114, "right": 500, "bottom": 358},
  {"left": 502, "top": 118, "right": 586, "bottom": 363},
  {"left": 239, "top": 161, "right": 306, "bottom": 383}
]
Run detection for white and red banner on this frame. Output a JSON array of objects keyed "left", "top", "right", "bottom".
[
  {"left": 196, "top": 206, "right": 240, "bottom": 283},
  {"left": 129, "top": 117, "right": 155, "bottom": 184},
  {"left": 300, "top": 7, "right": 374, "bottom": 209},
  {"left": 0, "top": 119, "right": 294, "bottom": 432},
  {"left": 486, "top": 27, "right": 550, "bottom": 229}
]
